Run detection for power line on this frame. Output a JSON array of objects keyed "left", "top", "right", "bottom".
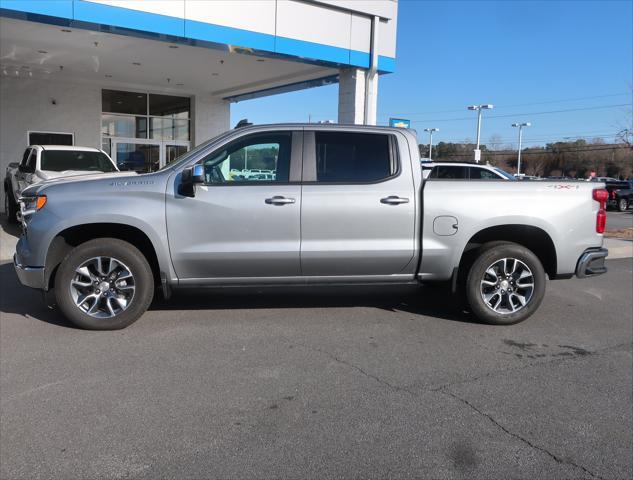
[
  {"left": 381, "top": 92, "right": 631, "bottom": 118},
  {"left": 407, "top": 103, "right": 629, "bottom": 124}
]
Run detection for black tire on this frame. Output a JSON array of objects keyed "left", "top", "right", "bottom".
[
  {"left": 465, "top": 241, "right": 546, "bottom": 325},
  {"left": 4, "top": 188, "right": 18, "bottom": 223},
  {"left": 617, "top": 198, "right": 628, "bottom": 212},
  {"left": 55, "top": 238, "right": 154, "bottom": 330}
]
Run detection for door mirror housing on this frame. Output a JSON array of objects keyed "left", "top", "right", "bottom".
[{"left": 179, "top": 164, "right": 205, "bottom": 197}]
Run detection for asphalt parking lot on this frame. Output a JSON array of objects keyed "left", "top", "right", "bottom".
[{"left": 1, "top": 220, "right": 632, "bottom": 479}]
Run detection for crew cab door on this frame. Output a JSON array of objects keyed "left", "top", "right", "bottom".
[
  {"left": 166, "top": 130, "right": 303, "bottom": 281},
  {"left": 300, "top": 130, "right": 416, "bottom": 277}
]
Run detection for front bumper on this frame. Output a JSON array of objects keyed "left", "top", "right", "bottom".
[
  {"left": 13, "top": 254, "right": 46, "bottom": 290},
  {"left": 575, "top": 248, "right": 608, "bottom": 278}
]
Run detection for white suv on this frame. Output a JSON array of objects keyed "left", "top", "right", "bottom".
[{"left": 422, "top": 161, "right": 515, "bottom": 180}]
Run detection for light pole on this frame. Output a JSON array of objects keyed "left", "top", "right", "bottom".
[
  {"left": 511, "top": 122, "right": 531, "bottom": 175},
  {"left": 424, "top": 128, "right": 439, "bottom": 160},
  {"left": 467, "top": 104, "right": 494, "bottom": 162}
]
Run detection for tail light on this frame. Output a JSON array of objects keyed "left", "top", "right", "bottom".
[
  {"left": 596, "top": 210, "right": 606, "bottom": 233},
  {"left": 611, "top": 189, "right": 617, "bottom": 199},
  {"left": 593, "top": 189, "right": 608, "bottom": 234}
]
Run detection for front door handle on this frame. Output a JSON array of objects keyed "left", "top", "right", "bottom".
[
  {"left": 380, "top": 196, "right": 409, "bottom": 205},
  {"left": 265, "top": 196, "right": 296, "bottom": 205}
]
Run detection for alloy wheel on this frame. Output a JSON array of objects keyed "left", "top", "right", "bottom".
[
  {"left": 480, "top": 258, "right": 534, "bottom": 314},
  {"left": 69, "top": 256, "right": 135, "bottom": 318}
]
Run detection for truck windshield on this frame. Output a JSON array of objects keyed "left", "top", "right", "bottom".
[
  {"left": 494, "top": 168, "right": 517, "bottom": 180},
  {"left": 40, "top": 151, "right": 117, "bottom": 172}
]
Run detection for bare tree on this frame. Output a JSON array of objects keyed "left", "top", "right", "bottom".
[{"left": 487, "top": 134, "right": 503, "bottom": 151}]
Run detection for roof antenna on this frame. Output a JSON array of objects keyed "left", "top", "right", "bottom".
[{"left": 235, "top": 119, "right": 252, "bottom": 128}]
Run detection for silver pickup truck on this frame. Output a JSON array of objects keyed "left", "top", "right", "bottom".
[{"left": 13, "top": 124, "right": 609, "bottom": 330}]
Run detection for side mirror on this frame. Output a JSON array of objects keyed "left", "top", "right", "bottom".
[{"left": 179, "top": 164, "right": 205, "bottom": 197}]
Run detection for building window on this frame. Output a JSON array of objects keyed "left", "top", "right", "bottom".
[
  {"left": 28, "top": 131, "right": 74, "bottom": 146},
  {"left": 101, "top": 89, "right": 190, "bottom": 141}
]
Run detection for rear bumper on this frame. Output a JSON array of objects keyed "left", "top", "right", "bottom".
[
  {"left": 575, "top": 248, "right": 608, "bottom": 278},
  {"left": 13, "top": 254, "right": 46, "bottom": 290}
]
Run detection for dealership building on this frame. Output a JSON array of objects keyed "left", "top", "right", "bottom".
[{"left": 0, "top": 0, "right": 398, "bottom": 188}]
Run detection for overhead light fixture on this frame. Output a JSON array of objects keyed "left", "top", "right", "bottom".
[{"left": 137, "top": 95, "right": 143, "bottom": 98}]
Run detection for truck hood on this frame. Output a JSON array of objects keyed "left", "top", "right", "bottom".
[{"left": 22, "top": 171, "right": 145, "bottom": 196}]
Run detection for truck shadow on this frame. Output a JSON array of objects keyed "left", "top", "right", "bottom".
[
  {"left": 151, "top": 284, "right": 474, "bottom": 323},
  {"left": 0, "top": 261, "right": 476, "bottom": 328}
]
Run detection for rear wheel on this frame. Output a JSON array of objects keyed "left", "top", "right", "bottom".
[
  {"left": 55, "top": 238, "right": 154, "bottom": 330},
  {"left": 465, "top": 242, "right": 546, "bottom": 325},
  {"left": 4, "top": 189, "right": 17, "bottom": 223},
  {"left": 618, "top": 198, "right": 628, "bottom": 212}
]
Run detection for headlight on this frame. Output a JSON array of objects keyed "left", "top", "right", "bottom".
[{"left": 18, "top": 195, "right": 47, "bottom": 228}]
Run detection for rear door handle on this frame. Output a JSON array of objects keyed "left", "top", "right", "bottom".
[
  {"left": 265, "top": 196, "right": 296, "bottom": 205},
  {"left": 380, "top": 196, "right": 409, "bottom": 205}
]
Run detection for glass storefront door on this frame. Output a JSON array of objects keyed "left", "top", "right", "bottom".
[
  {"left": 165, "top": 144, "right": 189, "bottom": 165},
  {"left": 109, "top": 139, "right": 189, "bottom": 173},
  {"left": 102, "top": 89, "right": 191, "bottom": 173},
  {"left": 115, "top": 142, "right": 160, "bottom": 172}
]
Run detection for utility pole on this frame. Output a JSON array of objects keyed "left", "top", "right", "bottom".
[
  {"left": 424, "top": 128, "right": 439, "bottom": 160},
  {"left": 467, "top": 104, "right": 494, "bottom": 162},
  {"left": 511, "top": 122, "right": 531, "bottom": 175}
]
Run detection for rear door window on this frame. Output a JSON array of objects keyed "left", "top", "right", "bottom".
[{"left": 314, "top": 132, "right": 394, "bottom": 183}]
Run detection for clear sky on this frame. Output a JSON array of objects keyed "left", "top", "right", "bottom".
[{"left": 232, "top": 0, "right": 633, "bottom": 148}]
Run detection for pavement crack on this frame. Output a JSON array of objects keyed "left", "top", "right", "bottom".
[
  {"left": 426, "top": 341, "right": 632, "bottom": 393},
  {"left": 294, "top": 341, "right": 414, "bottom": 396},
  {"left": 438, "top": 389, "right": 606, "bottom": 480}
]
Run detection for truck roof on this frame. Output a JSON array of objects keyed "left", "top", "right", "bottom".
[{"left": 32, "top": 145, "right": 102, "bottom": 152}]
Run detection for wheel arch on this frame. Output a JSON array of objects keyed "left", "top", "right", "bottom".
[
  {"left": 45, "top": 223, "right": 162, "bottom": 290},
  {"left": 457, "top": 224, "right": 558, "bottom": 282}
]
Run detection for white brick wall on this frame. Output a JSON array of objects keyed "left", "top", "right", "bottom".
[
  {"left": 193, "top": 94, "right": 230, "bottom": 145},
  {"left": 0, "top": 77, "right": 102, "bottom": 181}
]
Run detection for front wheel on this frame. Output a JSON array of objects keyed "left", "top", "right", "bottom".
[
  {"left": 55, "top": 238, "right": 154, "bottom": 330},
  {"left": 465, "top": 242, "right": 546, "bottom": 325},
  {"left": 618, "top": 198, "right": 628, "bottom": 212}
]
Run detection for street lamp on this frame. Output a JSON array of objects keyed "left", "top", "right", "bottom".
[
  {"left": 424, "top": 128, "right": 439, "bottom": 160},
  {"left": 511, "top": 122, "right": 531, "bottom": 175},
  {"left": 467, "top": 104, "right": 494, "bottom": 162}
]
